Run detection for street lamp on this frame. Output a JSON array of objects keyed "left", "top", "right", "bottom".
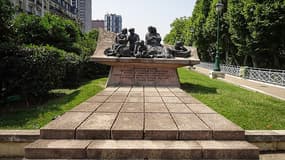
[{"left": 213, "top": 1, "right": 224, "bottom": 71}]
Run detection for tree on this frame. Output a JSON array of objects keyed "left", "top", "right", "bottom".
[
  {"left": 0, "top": 0, "right": 14, "bottom": 44},
  {"left": 164, "top": 17, "right": 189, "bottom": 45},
  {"left": 13, "top": 13, "right": 82, "bottom": 52},
  {"left": 165, "top": 0, "right": 285, "bottom": 69}
]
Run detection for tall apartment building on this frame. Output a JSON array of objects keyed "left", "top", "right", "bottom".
[
  {"left": 71, "top": 0, "right": 92, "bottom": 32},
  {"left": 104, "top": 14, "right": 122, "bottom": 33},
  {"left": 9, "top": 0, "right": 77, "bottom": 19}
]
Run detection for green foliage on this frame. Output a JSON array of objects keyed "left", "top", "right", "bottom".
[
  {"left": 73, "top": 29, "right": 99, "bottom": 56},
  {"left": 0, "top": 78, "right": 106, "bottom": 129},
  {"left": 0, "top": 0, "right": 14, "bottom": 42},
  {"left": 13, "top": 13, "right": 81, "bottom": 52},
  {"left": 165, "top": 0, "right": 285, "bottom": 69},
  {"left": 164, "top": 17, "right": 190, "bottom": 45},
  {"left": 0, "top": 45, "right": 66, "bottom": 101},
  {"left": 0, "top": 10, "right": 108, "bottom": 105}
]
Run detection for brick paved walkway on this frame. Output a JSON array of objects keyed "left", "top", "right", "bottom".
[{"left": 40, "top": 86, "right": 244, "bottom": 140}]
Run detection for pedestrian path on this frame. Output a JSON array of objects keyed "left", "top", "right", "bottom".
[{"left": 194, "top": 66, "right": 285, "bottom": 101}]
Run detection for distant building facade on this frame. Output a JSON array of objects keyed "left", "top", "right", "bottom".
[
  {"left": 92, "top": 20, "right": 104, "bottom": 29},
  {"left": 9, "top": 0, "right": 77, "bottom": 20},
  {"left": 10, "top": 0, "right": 92, "bottom": 32},
  {"left": 104, "top": 14, "right": 122, "bottom": 33},
  {"left": 73, "top": 0, "right": 92, "bottom": 32}
]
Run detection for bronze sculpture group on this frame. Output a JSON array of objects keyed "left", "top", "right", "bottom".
[{"left": 105, "top": 26, "right": 191, "bottom": 58}]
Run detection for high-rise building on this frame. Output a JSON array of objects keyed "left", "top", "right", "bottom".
[
  {"left": 104, "top": 14, "right": 122, "bottom": 33},
  {"left": 73, "top": 0, "right": 92, "bottom": 32},
  {"left": 9, "top": 0, "right": 77, "bottom": 20},
  {"left": 92, "top": 20, "right": 104, "bottom": 30}
]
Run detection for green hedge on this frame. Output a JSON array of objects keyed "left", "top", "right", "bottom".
[
  {"left": 0, "top": 44, "right": 109, "bottom": 104},
  {"left": 0, "top": 45, "right": 65, "bottom": 102}
]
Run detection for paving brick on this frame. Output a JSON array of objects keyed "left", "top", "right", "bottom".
[
  {"left": 112, "top": 91, "right": 129, "bottom": 96},
  {"left": 166, "top": 103, "right": 192, "bottom": 113},
  {"left": 144, "top": 91, "right": 160, "bottom": 97},
  {"left": 173, "top": 92, "right": 190, "bottom": 97},
  {"left": 199, "top": 140, "right": 259, "bottom": 159},
  {"left": 162, "top": 96, "right": 183, "bottom": 103},
  {"left": 104, "top": 87, "right": 118, "bottom": 92},
  {"left": 25, "top": 140, "right": 90, "bottom": 159},
  {"left": 70, "top": 102, "right": 101, "bottom": 112},
  {"left": 76, "top": 113, "right": 117, "bottom": 139},
  {"left": 172, "top": 113, "right": 212, "bottom": 140},
  {"left": 87, "top": 140, "right": 202, "bottom": 159},
  {"left": 106, "top": 95, "right": 126, "bottom": 103},
  {"left": 145, "top": 113, "right": 178, "bottom": 139},
  {"left": 96, "top": 91, "right": 114, "bottom": 96},
  {"left": 86, "top": 96, "right": 109, "bottom": 103},
  {"left": 178, "top": 96, "right": 202, "bottom": 104},
  {"left": 120, "top": 103, "right": 144, "bottom": 113},
  {"left": 111, "top": 113, "right": 144, "bottom": 139},
  {"left": 96, "top": 103, "right": 123, "bottom": 113},
  {"left": 40, "top": 112, "right": 91, "bottom": 139},
  {"left": 144, "top": 87, "right": 157, "bottom": 92},
  {"left": 198, "top": 114, "right": 245, "bottom": 140},
  {"left": 187, "top": 104, "right": 217, "bottom": 114},
  {"left": 145, "top": 103, "right": 168, "bottom": 113},
  {"left": 117, "top": 87, "right": 131, "bottom": 92},
  {"left": 126, "top": 96, "right": 144, "bottom": 103},
  {"left": 156, "top": 87, "right": 170, "bottom": 92},
  {"left": 128, "top": 91, "right": 143, "bottom": 97},
  {"left": 159, "top": 92, "right": 176, "bottom": 96},
  {"left": 144, "top": 96, "right": 163, "bottom": 103},
  {"left": 130, "top": 87, "right": 144, "bottom": 92},
  {"left": 168, "top": 87, "right": 185, "bottom": 93}
]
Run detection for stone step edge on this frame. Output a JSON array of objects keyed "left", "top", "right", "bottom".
[
  {"left": 25, "top": 139, "right": 259, "bottom": 159},
  {"left": 2, "top": 129, "right": 283, "bottom": 142},
  {"left": 40, "top": 128, "right": 245, "bottom": 140}
]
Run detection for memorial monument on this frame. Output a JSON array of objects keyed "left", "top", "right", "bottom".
[
  {"left": 92, "top": 27, "right": 200, "bottom": 87},
  {"left": 23, "top": 26, "right": 259, "bottom": 160}
]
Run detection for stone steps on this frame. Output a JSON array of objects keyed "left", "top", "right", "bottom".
[
  {"left": 25, "top": 87, "right": 259, "bottom": 159},
  {"left": 25, "top": 139, "right": 259, "bottom": 159},
  {"left": 40, "top": 111, "right": 245, "bottom": 140}
]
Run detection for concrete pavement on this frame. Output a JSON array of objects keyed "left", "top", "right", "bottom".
[{"left": 194, "top": 66, "right": 285, "bottom": 101}]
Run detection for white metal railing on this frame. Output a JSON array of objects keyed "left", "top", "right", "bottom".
[{"left": 196, "top": 62, "right": 285, "bottom": 86}]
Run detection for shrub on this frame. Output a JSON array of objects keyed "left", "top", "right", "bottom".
[
  {"left": 13, "top": 13, "right": 81, "bottom": 51},
  {"left": 0, "top": 45, "right": 66, "bottom": 103},
  {"left": 0, "top": 0, "right": 14, "bottom": 43}
]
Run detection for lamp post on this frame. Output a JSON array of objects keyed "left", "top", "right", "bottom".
[{"left": 213, "top": 1, "right": 224, "bottom": 71}]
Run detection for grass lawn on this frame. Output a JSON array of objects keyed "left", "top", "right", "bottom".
[
  {"left": 178, "top": 68, "right": 285, "bottom": 130},
  {"left": 0, "top": 77, "right": 107, "bottom": 129}
]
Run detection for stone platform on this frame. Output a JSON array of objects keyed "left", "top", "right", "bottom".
[
  {"left": 25, "top": 87, "right": 259, "bottom": 159},
  {"left": 39, "top": 86, "right": 244, "bottom": 140}
]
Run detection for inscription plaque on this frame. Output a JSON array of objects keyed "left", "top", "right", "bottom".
[{"left": 107, "top": 66, "right": 180, "bottom": 87}]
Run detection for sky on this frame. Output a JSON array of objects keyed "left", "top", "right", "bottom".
[{"left": 91, "top": 0, "right": 196, "bottom": 39}]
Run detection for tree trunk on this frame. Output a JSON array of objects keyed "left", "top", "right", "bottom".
[
  {"left": 251, "top": 55, "right": 258, "bottom": 68},
  {"left": 243, "top": 55, "right": 248, "bottom": 66},
  {"left": 273, "top": 53, "right": 280, "bottom": 68}
]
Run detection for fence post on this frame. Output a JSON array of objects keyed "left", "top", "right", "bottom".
[{"left": 239, "top": 66, "right": 248, "bottom": 78}]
